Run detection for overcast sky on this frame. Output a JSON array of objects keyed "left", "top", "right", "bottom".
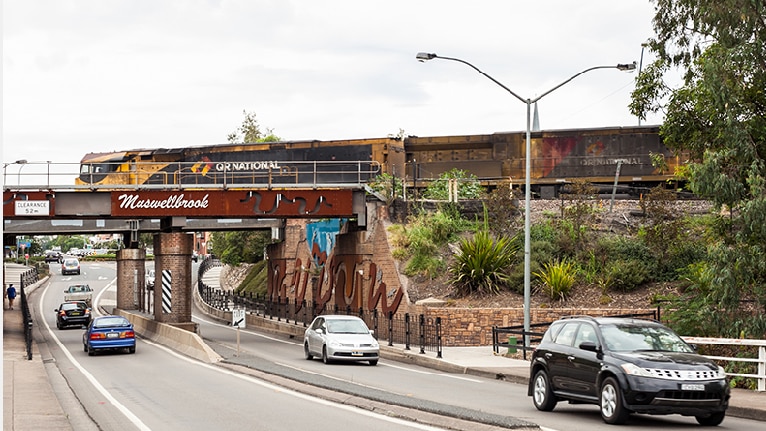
[{"left": 3, "top": 0, "right": 661, "bottom": 172}]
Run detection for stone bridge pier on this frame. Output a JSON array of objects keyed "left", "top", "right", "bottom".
[{"left": 115, "top": 232, "right": 196, "bottom": 332}]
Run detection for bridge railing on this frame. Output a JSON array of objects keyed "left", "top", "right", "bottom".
[{"left": 3, "top": 160, "right": 381, "bottom": 191}]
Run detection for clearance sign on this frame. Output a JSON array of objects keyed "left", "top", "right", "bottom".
[{"left": 111, "top": 190, "right": 355, "bottom": 218}]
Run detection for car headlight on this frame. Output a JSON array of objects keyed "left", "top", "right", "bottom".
[
  {"left": 371, "top": 340, "right": 379, "bottom": 348},
  {"left": 620, "top": 363, "right": 654, "bottom": 377},
  {"left": 328, "top": 340, "right": 342, "bottom": 348}
]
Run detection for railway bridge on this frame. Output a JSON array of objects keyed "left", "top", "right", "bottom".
[{"left": 3, "top": 163, "right": 375, "bottom": 331}]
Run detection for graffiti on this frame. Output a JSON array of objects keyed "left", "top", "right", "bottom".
[{"left": 240, "top": 191, "right": 335, "bottom": 215}]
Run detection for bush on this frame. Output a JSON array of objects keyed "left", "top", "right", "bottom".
[
  {"left": 605, "top": 259, "right": 650, "bottom": 292},
  {"left": 534, "top": 259, "right": 577, "bottom": 300},
  {"left": 449, "top": 230, "right": 520, "bottom": 296}
]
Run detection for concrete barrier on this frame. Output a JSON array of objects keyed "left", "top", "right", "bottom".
[{"left": 116, "top": 309, "right": 222, "bottom": 364}]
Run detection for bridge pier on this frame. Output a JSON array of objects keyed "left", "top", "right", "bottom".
[
  {"left": 115, "top": 248, "right": 146, "bottom": 310},
  {"left": 152, "top": 232, "right": 196, "bottom": 331}
]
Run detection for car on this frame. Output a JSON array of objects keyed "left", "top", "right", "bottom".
[
  {"left": 54, "top": 301, "right": 91, "bottom": 329},
  {"left": 304, "top": 315, "right": 379, "bottom": 366},
  {"left": 63, "top": 283, "right": 93, "bottom": 306},
  {"left": 145, "top": 269, "right": 155, "bottom": 290},
  {"left": 44, "top": 252, "right": 62, "bottom": 263},
  {"left": 61, "top": 257, "right": 81, "bottom": 275},
  {"left": 528, "top": 316, "right": 730, "bottom": 426},
  {"left": 83, "top": 315, "right": 136, "bottom": 356}
]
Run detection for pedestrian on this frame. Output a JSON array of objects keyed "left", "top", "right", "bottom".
[{"left": 6, "top": 284, "right": 17, "bottom": 310}]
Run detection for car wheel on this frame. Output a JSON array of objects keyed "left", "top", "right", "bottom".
[
  {"left": 83, "top": 343, "right": 88, "bottom": 353},
  {"left": 304, "top": 342, "right": 313, "bottom": 360},
  {"left": 56, "top": 321, "right": 62, "bottom": 330},
  {"left": 369, "top": 359, "right": 378, "bottom": 366},
  {"left": 532, "top": 369, "right": 558, "bottom": 411},
  {"left": 128, "top": 346, "right": 136, "bottom": 354},
  {"left": 696, "top": 411, "right": 725, "bottom": 426},
  {"left": 87, "top": 346, "right": 95, "bottom": 356},
  {"left": 600, "top": 377, "right": 630, "bottom": 425},
  {"left": 322, "top": 346, "right": 332, "bottom": 364}
]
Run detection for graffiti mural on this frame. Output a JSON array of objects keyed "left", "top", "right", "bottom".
[{"left": 270, "top": 220, "right": 404, "bottom": 316}]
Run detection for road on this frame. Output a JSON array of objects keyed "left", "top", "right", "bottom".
[{"left": 33, "top": 261, "right": 763, "bottom": 431}]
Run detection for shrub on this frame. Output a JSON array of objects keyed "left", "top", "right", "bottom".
[
  {"left": 449, "top": 230, "right": 520, "bottom": 296},
  {"left": 605, "top": 259, "right": 650, "bottom": 292},
  {"left": 534, "top": 259, "right": 577, "bottom": 300}
]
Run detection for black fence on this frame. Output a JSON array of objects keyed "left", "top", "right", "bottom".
[
  {"left": 18, "top": 267, "right": 40, "bottom": 360},
  {"left": 492, "top": 310, "right": 660, "bottom": 360},
  {"left": 197, "top": 257, "right": 443, "bottom": 357}
]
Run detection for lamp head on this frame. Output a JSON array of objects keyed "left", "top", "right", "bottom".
[
  {"left": 617, "top": 61, "right": 637, "bottom": 72},
  {"left": 15, "top": 159, "right": 28, "bottom": 164},
  {"left": 416, "top": 52, "right": 437, "bottom": 62}
]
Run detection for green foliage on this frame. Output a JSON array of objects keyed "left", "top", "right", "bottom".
[
  {"left": 422, "top": 169, "right": 483, "bottom": 200},
  {"left": 449, "top": 230, "right": 520, "bottom": 296},
  {"left": 368, "top": 173, "right": 402, "bottom": 205},
  {"left": 630, "top": 1, "right": 766, "bottom": 335},
  {"left": 484, "top": 180, "right": 523, "bottom": 238},
  {"left": 227, "top": 110, "right": 280, "bottom": 143},
  {"left": 235, "top": 260, "right": 269, "bottom": 296},
  {"left": 210, "top": 230, "right": 272, "bottom": 265},
  {"left": 604, "top": 259, "right": 650, "bottom": 292},
  {"left": 388, "top": 208, "right": 470, "bottom": 279},
  {"left": 534, "top": 259, "right": 577, "bottom": 301}
]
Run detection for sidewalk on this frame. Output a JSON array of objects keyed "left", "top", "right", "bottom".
[{"left": 3, "top": 263, "right": 73, "bottom": 430}]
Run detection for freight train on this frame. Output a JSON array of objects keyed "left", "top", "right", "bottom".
[{"left": 76, "top": 125, "right": 683, "bottom": 198}]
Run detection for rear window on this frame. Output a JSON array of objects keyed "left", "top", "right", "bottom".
[{"left": 94, "top": 317, "right": 130, "bottom": 328}]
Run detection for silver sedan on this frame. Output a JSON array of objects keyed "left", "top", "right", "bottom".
[{"left": 304, "top": 315, "right": 379, "bottom": 366}]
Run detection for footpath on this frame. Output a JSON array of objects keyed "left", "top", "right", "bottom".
[{"left": 3, "top": 263, "right": 766, "bottom": 430}]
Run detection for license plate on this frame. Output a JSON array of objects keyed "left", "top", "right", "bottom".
[
  {"left": 351, "top": 351, "right": 363, "bottom": 356},
  {"left": 107, "top": 332, "right": 119, "bottom": 339},
  {"left": 71, "top": 312, "right": 81, "bottom": 316},
  {"left": 681, "top": 383, "right": 705, "bottom": 391}
]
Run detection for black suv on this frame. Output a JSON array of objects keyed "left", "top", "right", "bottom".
[{"left": 528, "top": 316, "right": 730, "bottom": 425}]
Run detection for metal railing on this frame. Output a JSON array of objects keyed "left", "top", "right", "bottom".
[
  {"left": 18, "top": 267, "right": 40, "bottom": 360},
  {"left": 3, "top": 160, "right": 381, "bottom": 191},
  {"left": 683, "top": 337, "right": 766, "bottom": 392},
  {"left": 491, "top": 310, "right": 659, "bottom": 360},
  {"left": 196, "top": 257, "right": 443, "bottom": 357}
]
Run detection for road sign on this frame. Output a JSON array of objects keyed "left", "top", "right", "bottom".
[{"left": 233, "top": 309, "right": 245, "bottom": 329}]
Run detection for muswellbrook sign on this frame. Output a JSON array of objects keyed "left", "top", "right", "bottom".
[{"left": 111, "top": 190, "right": 355, "bottom": 218}]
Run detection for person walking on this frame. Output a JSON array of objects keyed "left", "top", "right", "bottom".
[{"left": 6, "top": 283, "right": 17, "bottom": 310}]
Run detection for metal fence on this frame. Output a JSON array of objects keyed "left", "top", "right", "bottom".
[
  {"left": 491, "top": 310, "right": 659, "bottom": 360},
  {"left": 197, "top": 257, "right": 443, "bottom": 357},
  {"left": 18, "top": 267, "right": 40, "bottom": 360}
]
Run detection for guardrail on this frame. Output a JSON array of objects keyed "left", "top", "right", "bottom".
[{"left": 683, "top": 337, "right": 766, "bottom": 392}]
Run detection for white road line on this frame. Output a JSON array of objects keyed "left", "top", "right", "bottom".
[{"left": 42, "top": 282, "right": 452, "bottom": 431}]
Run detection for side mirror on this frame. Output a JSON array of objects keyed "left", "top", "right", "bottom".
[
  {"left": 54, "top": 309, "right": 59, "bottom": 312},
  {"left": 579, "top": 341, "right": 599, "bottom": 352},
  {"left": 315, "top": 328, "right": 324, "bottom": 334}
]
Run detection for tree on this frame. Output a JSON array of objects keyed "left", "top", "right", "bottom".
[
  {"left": 630, "top": 0, "right": 766, "bottom": 337},
  {"left": 227, "top": 110, "right": 281, "bottom": 143}
]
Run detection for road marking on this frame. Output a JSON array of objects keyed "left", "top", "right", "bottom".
[
  {"left": 381, "top": 362, "right": 483, "bottom": 383},
  {"left": 39, "top": 283, "right": 152, "bottom": 431}
]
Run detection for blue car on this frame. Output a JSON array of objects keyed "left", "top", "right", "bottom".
[{"left": 83, "top": 315, "right": 136, "bottom": 356}]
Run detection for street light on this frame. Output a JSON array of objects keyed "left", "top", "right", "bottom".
[
  {"left": 15, "top": 159, "right": 28, "bottom": 187},
  {"left": 416, "top": 52, "right": 636, "bottom": 347}
]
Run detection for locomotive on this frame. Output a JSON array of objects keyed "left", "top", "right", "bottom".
[{"left": 76, "top": 125, "right": 681, "bottom": 197}]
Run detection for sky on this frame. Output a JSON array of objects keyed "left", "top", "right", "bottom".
[{"left": 2, "top": 0, "right": 663, "bottom": 173}]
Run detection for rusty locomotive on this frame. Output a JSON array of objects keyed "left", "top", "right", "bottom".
[{"left": 76, "top": 125, "right": 680, "bottom": 197}]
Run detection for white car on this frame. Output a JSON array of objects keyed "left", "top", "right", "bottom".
[{"left": 304, "top": 315, "right": 379, "bottom": 366}]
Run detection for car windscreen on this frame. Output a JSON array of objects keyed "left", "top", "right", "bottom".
[
  {"left": 601, "top": 324, "right": 694, "bottom": 353},
  {"left": 326, "top": 319, "right": 370, "bottom": 334}
]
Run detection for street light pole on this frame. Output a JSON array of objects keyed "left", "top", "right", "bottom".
[
  {"left": 416, "top": 52, "right": 636, "bottom": 347},
  {"left": 15, "top": 159, "right": 28, "bottom": 187}
]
